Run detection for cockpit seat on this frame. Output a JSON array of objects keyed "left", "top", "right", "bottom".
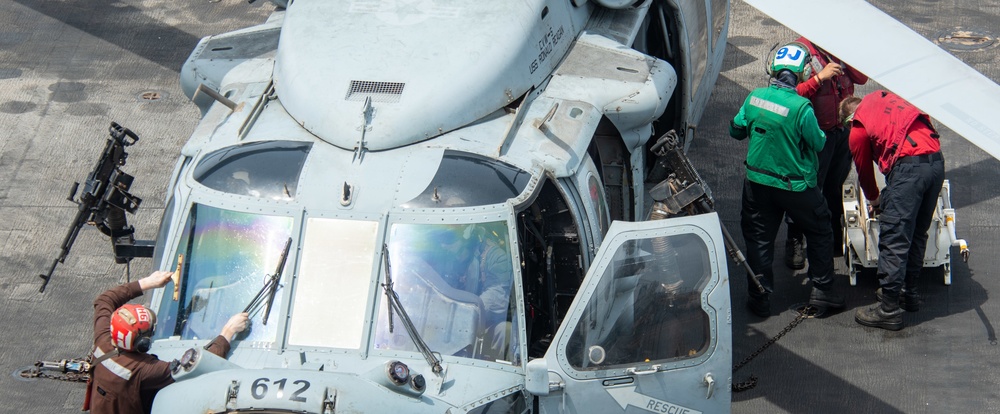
[{"left": 397, "top": 260, "right": 486, "bottom": 358}]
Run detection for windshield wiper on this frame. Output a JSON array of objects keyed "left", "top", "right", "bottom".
[
  {"left": 381, "top": 244, "right": 444, "bottom": 375},
  {"left": 245, "top": 237, "right": 292, "bottom": 325}
]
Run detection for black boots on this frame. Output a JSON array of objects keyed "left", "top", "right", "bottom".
[
  {"left": 808, "top": 286, "right": 845, "bottom": 311},
  {"left": 785, "top": 237, "right": 805, "bottom": 270},
  {"left": 749, "top": 286, "right": 842, "bottom": 318},
  {"left": 747, "top": 294, "right": 770, "bottom": 318},
  {"left": 877, "top": 288, "right": 920, "bottom": 312},
  {"left": 856, "top": 288, "right": 904, "bottom": 331}
]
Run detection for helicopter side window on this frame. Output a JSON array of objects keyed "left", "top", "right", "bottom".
[
  {"left": 403, "top": 151, "right": 531, "bottom": 208},
  {"left": 566, "top": 233, "right": 712, "bottom": 371},
  {"left": 373, "top": 221, "right": 520, "bottom": 365},
  {"left": 193, "top": 141, "right": 311, "bottom": 200},
  {"left": 687, "top": 1, "right": 710, "bottom": 98},
  {"left": 711, "top": 0, "right": 727, "bottom": 47},
  {"left": 154, "top": 203, "right": 293, "bottom": 344}
]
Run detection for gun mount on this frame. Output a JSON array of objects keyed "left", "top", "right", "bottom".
[
  {"left": 38, "top": 122, "right": 154, "bottom": 292},
  {"left": 649, "top": 130, "right": 765, "bottom": 294}
]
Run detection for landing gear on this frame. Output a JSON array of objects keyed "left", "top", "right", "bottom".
[
  {"left": 846, "top": 246, "right": 859, "bottom": 286},
  {"left": 843, "top": 226, "right": 859, "bottom": 286}
]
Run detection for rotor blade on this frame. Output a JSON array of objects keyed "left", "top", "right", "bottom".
[{"left": 745, "top": 0, "right": 1000, "bottom": 161}]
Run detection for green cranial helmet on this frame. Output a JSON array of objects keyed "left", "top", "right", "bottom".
[{"left": 768, "top": 42, "right": 814, "bottom": 82}]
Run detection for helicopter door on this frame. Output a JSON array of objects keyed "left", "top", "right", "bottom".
[{"left": 530, "top": 213, "right": 731, "bottom": 413}]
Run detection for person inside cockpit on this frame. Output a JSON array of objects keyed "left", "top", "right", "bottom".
[{"left": 433, "top": 225, "right": 515, "bottom": 360}]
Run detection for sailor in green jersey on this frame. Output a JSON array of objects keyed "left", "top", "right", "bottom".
[{"left": 730, "top": 42, "right": 845, "bottom": 318}]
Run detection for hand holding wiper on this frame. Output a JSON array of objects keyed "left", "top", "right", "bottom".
[
  {"left": 380, "top": 244, "right": 443, "bottom": 375},
  {"left": 244, "top": 237, "right": 292, "bottom": 325}
]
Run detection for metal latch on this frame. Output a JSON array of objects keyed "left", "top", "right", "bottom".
[
  {"left": 225, "top": 380, "right": 240, "bottom": 411},
  {"left": 704, "top": 373, "right": 715, "bottom": 399},
  {"left": 322, "top": 388, "right": 337, "bottom": 414}
]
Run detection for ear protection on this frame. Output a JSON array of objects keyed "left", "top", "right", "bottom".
[
  {"left": 766, "top": 41, "right": 814, "bottom": 83},
  {"left": 135, "top": 336, "right": 152, "bottom": 353}
]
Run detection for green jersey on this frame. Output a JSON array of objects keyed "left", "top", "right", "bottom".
[{"left": 730, "top": 85, "right": 825, "bottom": 191}]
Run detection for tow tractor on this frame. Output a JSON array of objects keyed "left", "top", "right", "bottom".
[{"left": 842, "top": 175, "right": 970, "bottom": 285}]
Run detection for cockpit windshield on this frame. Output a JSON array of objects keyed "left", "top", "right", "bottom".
[
  {"left": 403, "top": 151, "right": 531, "bottom": 208},
  {"left": 193, "top": 141, "right": 311, "bottom": 200},
  {"left": 154, "top": 203, "right": 293, "bottom": 344},
  {"left": 374, "top": 220, "right": 520, "bottom": 365}
]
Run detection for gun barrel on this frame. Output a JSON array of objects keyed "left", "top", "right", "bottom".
[
  {"left": 67, "top": 182, "right": 79, "bottom": 202},
  {"left": 38, "top": 259, "right": 60, "bottom": 293},
  {"left": 39, "top": 207, "right": 89, "bottom": 293}
]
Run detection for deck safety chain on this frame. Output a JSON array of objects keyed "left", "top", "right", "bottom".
[
  {"left": 17, "top": 359, "right": 91, "bottom": 383},
  {"left": 731, "top": 305, "right": 814, "bottom": 392}
]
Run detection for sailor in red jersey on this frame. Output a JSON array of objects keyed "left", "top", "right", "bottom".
[
  {"left": 87, "top": 270, "right": 249, "bottom": 413},
  {"left": 783, "top": 37, "right": 869, "bottom": 270},
  {"left": 842, "top": 91, "right": 945, "bottom": 331}
]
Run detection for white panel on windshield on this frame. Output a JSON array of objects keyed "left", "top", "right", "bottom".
[{"left": 289, "top": 218, "right": 378, "bottom": 349}]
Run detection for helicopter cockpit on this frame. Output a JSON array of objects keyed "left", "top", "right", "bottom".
[
  {"left": 152, "top": 141, "right": 308, "bottom": 344},
  {"left": 151, "top": 142, "right": 529, "bottom": 369}
]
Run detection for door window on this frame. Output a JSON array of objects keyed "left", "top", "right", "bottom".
[
  {"left": 711, "top": 0, "right": 728, "bottom": 48},
  {"left": 566, "top": 233, "right": 711, "bottom": 370}
]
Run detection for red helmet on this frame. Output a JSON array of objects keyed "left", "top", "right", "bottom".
[{"left": 109, "top": 304, "right": 156, "bottom": 352}]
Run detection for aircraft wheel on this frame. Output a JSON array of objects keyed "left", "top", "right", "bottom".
[
  {"left": 846, "top": 247, "right": 858, "bottom": 286},
  {"left": 842, "top": 225, "right": 851, "bottom": 268}
]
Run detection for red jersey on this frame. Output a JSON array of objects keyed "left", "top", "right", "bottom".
[
  {"left": 794, "top": 37, "right": 868, "bottom": 130},
  {"left": 848, "top": 90, "right": 941, "bottom": 200}
]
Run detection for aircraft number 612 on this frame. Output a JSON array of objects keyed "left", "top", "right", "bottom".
[{"left": 250, "top": 377, "right": 310, "bottom": 403}]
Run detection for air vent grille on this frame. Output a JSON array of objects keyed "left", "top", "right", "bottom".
[{"left": 346, "top": 80, "right": 405, "bottom": 103}]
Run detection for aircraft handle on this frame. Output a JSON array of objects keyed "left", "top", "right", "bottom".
[
  {"left": 626, "top": 365, "right": 662, "bottom": 376},
  {"left": 704, "top": 373, "right": 716, "bottom": 399}
]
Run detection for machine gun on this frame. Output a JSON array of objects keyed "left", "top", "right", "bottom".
[
  {"left": 649, "top": 130, "right": 766, "bottom": 294},
  {"left": 38, "top": 122, "right": 154, "bottom": 293}
]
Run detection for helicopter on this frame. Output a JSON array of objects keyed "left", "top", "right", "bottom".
[
  {"left": 110, "top": 0, "right": 736, "bottom": 413},
  {"left": 29, "top": 0, "right": 1000, "bottom": 413}
]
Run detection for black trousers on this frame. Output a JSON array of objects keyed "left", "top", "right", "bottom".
[
  {"left": 741, "top": 179, "right": 834, "bottom": 297},
  {"left": 787, "top": 126, "right": 853, "bottom": 249},
  {"left": 877, "top": 154, "right": 946, "bottom": 295}
]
